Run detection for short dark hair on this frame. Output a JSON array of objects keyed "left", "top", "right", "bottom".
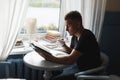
[{"left": 65, "top": 11, "right": 82, "bottom": 23}]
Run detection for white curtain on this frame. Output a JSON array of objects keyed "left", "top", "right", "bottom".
[
  {"left": 59, "top": 0, "right": 82, "bottom": 38},
  {"left": 0, "top": 0, "right": 29, "bottom": 61},
  {"left": 59, "top": 0, "right": 107, "bottom": 42},
  {"left": 82, "top": 0, "right": 107, "bottom": 42}
]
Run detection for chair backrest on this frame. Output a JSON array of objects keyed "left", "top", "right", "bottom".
[
  {"left": 75, "top": 52, "right": 109, "bottom": 76},
  {"left": 100, "top": 52, "right": 109, "bottom": 72}
]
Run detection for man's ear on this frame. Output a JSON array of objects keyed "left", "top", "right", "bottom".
[
  {"left": 77, "top": 21, "right": 82, "bottom": 26},
  {"left": 76, "top": 22, "right": 81, "bottom": 28}
]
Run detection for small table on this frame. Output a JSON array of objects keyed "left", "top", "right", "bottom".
[{"left": 23, "top": 51, "right": 69, "bottom": 80}]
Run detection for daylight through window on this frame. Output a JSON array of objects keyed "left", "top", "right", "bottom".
[{"left": 21, "top": 0, "right": 60, "bottom": 34}]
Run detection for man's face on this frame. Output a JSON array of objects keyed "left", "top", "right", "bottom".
[{"left": 65, "top": 20, "right": 79, "bottom": 36}]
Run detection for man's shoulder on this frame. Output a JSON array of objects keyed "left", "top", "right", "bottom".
[
  {"left": 83, "top": 29, "right": 95, "bottom": 37},
  {"left": 84, "top": 29, "right": 92, "bottom": 33}
]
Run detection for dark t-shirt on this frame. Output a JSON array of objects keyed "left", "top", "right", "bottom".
[{"left": 70, "top": 29, "right": 102, "bottom": 71}]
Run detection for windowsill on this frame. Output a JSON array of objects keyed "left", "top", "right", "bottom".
[
  {"left": 10, "top": 39, "right": 70, "bottom": 56},
  {"left": 11, "top": 32, "right": 71, "bottom": 55},
  {"left": 10, "top": 47, "right": 33, "bottom": 55},
  {"left": 10, "top": 33, "right": 46, "bottom": 55}
]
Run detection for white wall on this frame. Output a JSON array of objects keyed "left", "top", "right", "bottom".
[{"left": 106, "top": 0, "right": 120, "bottom": 11}]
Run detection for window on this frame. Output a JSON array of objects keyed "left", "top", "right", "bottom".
[
  {"left": 20, "top": 0, "right": 60, "bottom": 34},
  {"left": 12, "top": 0, "right": 61, "bottom": 55},
  {"left": 15, "top": 0, "right": 61, "bottom": 44}
]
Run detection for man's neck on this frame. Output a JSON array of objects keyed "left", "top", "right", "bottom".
[{"left": 75, "top": 28, "right": 84, "bottom": 40}]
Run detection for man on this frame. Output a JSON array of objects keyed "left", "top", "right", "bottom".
[{"left": 35, "top": 11, "right": 102, "bottom": 80}]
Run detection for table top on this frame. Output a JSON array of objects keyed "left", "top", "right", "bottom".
[{"left": 23, "top": 51, "right": 69, "bottom": 71}]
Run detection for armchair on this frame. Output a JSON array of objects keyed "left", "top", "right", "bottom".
[
  {"left": 75, "top": 52, "right": 109, "bottom": 80},
  {"left": 76, "top": 75, "right": 120, "bottom": 80}
]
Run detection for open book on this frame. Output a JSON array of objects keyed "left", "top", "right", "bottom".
[{"left": 30, "top": 43, "right": 53, "bottom": 56}]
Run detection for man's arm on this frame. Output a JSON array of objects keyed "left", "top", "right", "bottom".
[
  {"left": 62, "top": 44, "right": 72, "bottom": 53},
  {"left": 47, "top": 49, "right": 81, "bottom": 65}
]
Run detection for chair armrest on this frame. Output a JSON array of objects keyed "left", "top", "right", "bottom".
[
  {"left": 77, "top": 75, "right": 110, "bottom": 80},
  {"left": 75, "top": 66, "right": 104, "bottom": 76}
]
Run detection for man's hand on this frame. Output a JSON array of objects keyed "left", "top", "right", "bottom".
[
  {"left": 34, "top": 48, "right": 55, "bottom": 61},
  {"left": 34, "top": 48, "right": 48, "bottom": 59}
]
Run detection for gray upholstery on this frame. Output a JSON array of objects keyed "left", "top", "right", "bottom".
[
  {"left": 76, "top": 75, "right": 120, "bottom": 80},
  {"left": 75, "top": 52, "right": 109, "bottom": 80}
]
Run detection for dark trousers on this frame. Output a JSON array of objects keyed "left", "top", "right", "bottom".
[{"left": 51, "top": 63, "right": 80, "bottom": 80}]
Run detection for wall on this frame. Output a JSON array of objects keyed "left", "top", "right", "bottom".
[
  {"left": 106, "top": 0, "right": 120, "bottom": 11},
  {"left": 100, "top": 0, "right": 120, "bottom": 75}
]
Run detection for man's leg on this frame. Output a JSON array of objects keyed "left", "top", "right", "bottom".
[{"left": 51, "top": 63, "right": 80, "bottom": 80}]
